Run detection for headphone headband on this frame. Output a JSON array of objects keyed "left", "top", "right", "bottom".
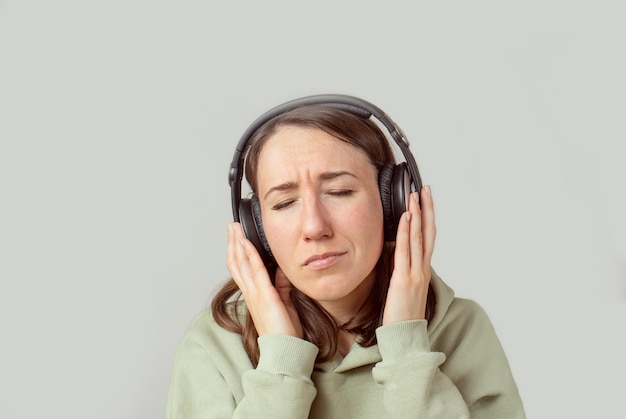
[{"left": 228, "top": 94, "right": 423, "bottom": 223}]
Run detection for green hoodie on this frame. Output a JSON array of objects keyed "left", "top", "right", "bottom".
[{"left": 166, "top": 271, "right": 525, "bottom": 418}]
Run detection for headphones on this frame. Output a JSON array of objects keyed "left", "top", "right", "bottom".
[{"left": 228, "top": 94, "right": 423, "bottom": 268}]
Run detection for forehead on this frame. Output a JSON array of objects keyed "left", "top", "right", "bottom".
[
  {"left": 256, "top": 126, "right": 376, "bottom": 184},
  {"left": 258, "top": 126, "right": 371, "bottom": 166}
]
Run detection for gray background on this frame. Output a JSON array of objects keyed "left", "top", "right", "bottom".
[{"left": 1, "top": 1, "right": 624, "bottom": 418}]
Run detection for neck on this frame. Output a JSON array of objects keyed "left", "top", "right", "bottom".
[
  {"left": 318, "top": 270, "right": 377, "bottom": 326},
  {"left": 337, "top": 329, "right": 356, "bottom": 356}
]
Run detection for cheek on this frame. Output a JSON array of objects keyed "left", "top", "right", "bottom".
[
  {"left": 351, "top": 192, "right": 385, "bottom": 232},
  {"left": 356, "top": 202, "right": 385, "bottom": 251},
  {"left": 262, "top": 216, "right": 295, "bottom": 259},
  {"left": 263, "top": 219, "right": 303, "bottom": 282}
]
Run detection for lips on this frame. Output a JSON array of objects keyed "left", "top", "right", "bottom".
[{"left": 303, "top": 252, "right": 346, "bottom": 269}]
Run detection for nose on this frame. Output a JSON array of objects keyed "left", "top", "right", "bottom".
[{"left": 300, "top": 194, "right": 333, "bottom": 241}]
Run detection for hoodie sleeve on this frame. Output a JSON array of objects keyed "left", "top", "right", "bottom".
[
  {"left": 166, "top": 311, "right": 319, "bottom": 419},
  {"left": 371, "top": 298, "right": 526, "bottom": 419},
  {"left": 372, "top": 320, "right": 471, "bottom": 418}
]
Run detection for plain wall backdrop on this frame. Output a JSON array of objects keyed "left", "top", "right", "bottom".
[{"left": 1, "top": 1, "right": 624, "bottom": 418}]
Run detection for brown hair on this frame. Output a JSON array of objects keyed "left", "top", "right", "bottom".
[{"left": 212, "top": 106, "right": 436, "bottom": 366}]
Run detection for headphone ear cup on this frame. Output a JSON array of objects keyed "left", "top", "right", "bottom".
[
  {"left": 378, "top": 163, "right": 396, "bottom": 241},
  {"left": 250, "top": 194, "right": 274, "bottom": 259},
  {"left": 238, "top": 196, "right": 275, "bottom": 268},
  {"left": 391, "top": 162, "right": 411, "bottom": 238},
  {"left": 379, "top": 162, "right": 411, "bottom": 242}
]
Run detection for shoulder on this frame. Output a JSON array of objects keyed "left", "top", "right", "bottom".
[
  {"left": 446, "top": 297, "right": 493, "bottom": 328},
  {"left": 431, "top": 297, "right": 494, "bottom": 342},
  {"left": 427, "top": 272, "right": 502, "bottom": 355},
  {"left": 176, "top": 303, "right": 247, "bottom": 356},
  {"left": 428, "top": 293, "right": 511, "bottom": 376},
  {"left": 175, "top": 308, "right": 216, "bottom": 353},
  {"left": 428, "top": 270, "right": 495, "bottom": 336},
  {"left": 170, "top": 303, "right": 253, "bottom": 381},
  {"left": 167, "top": 305, "right": 253, "bottom": 413}
]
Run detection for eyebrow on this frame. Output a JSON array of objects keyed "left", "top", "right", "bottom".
[{"left": 263, "top": 171, "right": 356, "bottom": 200}]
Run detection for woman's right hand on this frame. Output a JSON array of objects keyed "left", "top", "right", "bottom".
[{"left": 227, "top": 222, "right": 303, "bottom": 338}]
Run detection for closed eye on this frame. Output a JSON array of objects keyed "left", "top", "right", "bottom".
[
  {"left": 271, "top": 199, "right": 296, "bottom": 210},
  {"left": 328, "top": 190, "right": 354, "bottom": 197},
  {"left": 271, "top": 190, "right": 355, "bottom": 210}
]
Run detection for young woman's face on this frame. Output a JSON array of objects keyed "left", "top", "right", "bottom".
[{"left": 256, "top": 126, "right": 385, "bottom": 313}]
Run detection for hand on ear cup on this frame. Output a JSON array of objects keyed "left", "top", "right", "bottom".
[{"left": 238, "top": 196, "right": 275, "bottom": 268}]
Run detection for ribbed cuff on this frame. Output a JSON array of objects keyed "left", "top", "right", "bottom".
[
  {"left": 257, "top": 334, "right": 319, "bottom": 378},
  {"left": 375, "top": 320, "right": 431, "bottom": 362}
]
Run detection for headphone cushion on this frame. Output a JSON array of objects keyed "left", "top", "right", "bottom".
[
  {"left": 391, "top": 162, "right": 410, "bottom": 234},
  {"left": 379, "top": 162, "right": 411, "bottom": 242},
  {"left": 239, "top": 196, "right": 275, "bottom": 267},
  {"left": 250, "top": 194, "right": 274, "bottom": 261},
  {"left": 378, "top": 163, "right": 396, "bottom": 241}
]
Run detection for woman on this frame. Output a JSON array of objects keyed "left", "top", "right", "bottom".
[{"left": 166, "top": 97, "right": 526, "bottom": 418}]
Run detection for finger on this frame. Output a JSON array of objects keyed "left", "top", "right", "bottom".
[
  {"left": 233, "top": 224, "right": 272, "bottom": 291},
  {"left": 226, "top": 222, "right": 242, "bottom": 287},
  {"left": 227, "top": 222, "right": 262, "bottom": 292},
  {"left": 233, "top": 239, "right": 258, "bottom": 293},
  {"left": 393, "top": 210, "right": 412, "bottom": 272},
  {"left": 234, "top": 223, "right": 265, "bottom": 273},
  {"left": 408, "top": 191, "right": 424, "bottom": 270},
  {"left": 420, "top": 186, "right": 436, "bottom": 267}
]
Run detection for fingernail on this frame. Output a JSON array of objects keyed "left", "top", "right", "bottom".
[
  {"left": 425, "top": 185, "right": 431, "bottom": 197},
  {"left": 405, "top": 211, "right": 412, "bottom": 222}
]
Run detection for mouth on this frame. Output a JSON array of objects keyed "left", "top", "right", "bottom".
[{"left": 303, "top": 252, "right": 346, "bottom": 270}]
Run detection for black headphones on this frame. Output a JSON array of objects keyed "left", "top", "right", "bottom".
[{"left": 228, "top": 94, "right": 423, "bottom": 268}]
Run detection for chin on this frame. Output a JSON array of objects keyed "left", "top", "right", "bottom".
[{"left": 292, "top": 271, "right": 374, "bottom": 306}]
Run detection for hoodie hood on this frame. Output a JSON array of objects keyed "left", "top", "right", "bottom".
[{"left": 427, "top": 268, "right": 456, "bottom": 334}]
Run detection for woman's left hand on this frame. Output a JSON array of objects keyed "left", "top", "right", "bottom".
[{"left": 383, "top": 186, "right": 436, "bottom": 324}]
